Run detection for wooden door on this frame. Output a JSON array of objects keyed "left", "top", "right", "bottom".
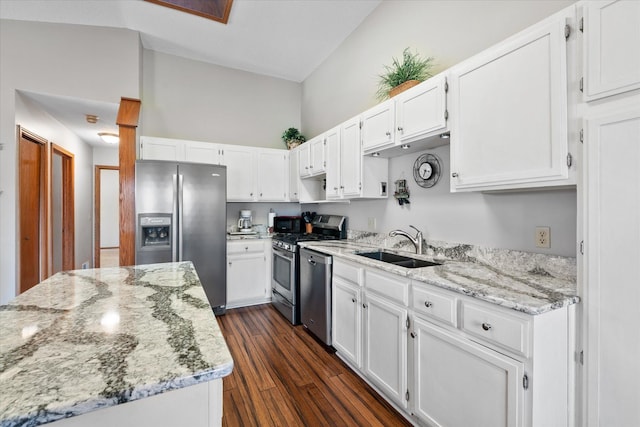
[{"left": 18, "top": 127, "right": 48, "bottom": 293}]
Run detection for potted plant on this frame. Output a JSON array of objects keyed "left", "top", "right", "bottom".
[
  {"left": 281, "top": 127, "right": 306, "bottom": 150},
  {"left": 376, "top": 47, "right": 435, "bottom": 100}
]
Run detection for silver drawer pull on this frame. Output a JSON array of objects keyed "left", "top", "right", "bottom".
[
  {"left": 351, "top": 298, "right": 356, "bottom": 303},
  {"left": 424, "top": 301, "right": 433, "bottom": 308},
  {"left": 482, "top": 322, "right": 492, "bottom": 331}
]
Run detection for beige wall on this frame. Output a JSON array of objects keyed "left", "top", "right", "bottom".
[
  {"left": 0, "top": 19, "right": 141, "bottom": 304},
  {"left": 141, "top": 50, "right": 301, "bottom": 149},
  {"left": 300, "top": 0, "right": 578, "bottom": 256}
]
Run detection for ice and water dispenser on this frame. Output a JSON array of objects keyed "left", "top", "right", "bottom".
[{"left": 136, "top": 213, "right": 172, "bottom": 264}]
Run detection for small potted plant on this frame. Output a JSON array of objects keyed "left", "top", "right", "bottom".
[
  {"left": 281, "top": 127, "right": 306, "bottom": 150},
  {"left": 376, "top": 47, "right": 435, "bottom": 101}
]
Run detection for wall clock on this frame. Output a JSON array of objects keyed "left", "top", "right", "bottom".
[{"left": 413, "top": 153, "right": 441, "bottom": 188}]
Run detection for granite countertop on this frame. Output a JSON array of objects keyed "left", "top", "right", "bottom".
[
  {"left": 300, "top": 240, "right": 578, "bottom": 315},
  {"left": 0, "top": 262, "right": 233, "bottom": 427}
]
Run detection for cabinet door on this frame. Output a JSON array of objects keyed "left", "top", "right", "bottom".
[
  {"left": 362, "top": 101, "right": 395, "bottom": 154},
  {"left": 395, "top": 76, "right": 447, "bottom": 144},
  {"left": 583, "top": 0, "right": 640, "bottom": 101},
  {"left": 325, "top": 126, "right": 342, "bottom": 199},
  {"left": 363, "top": 292, "right": 408, "bottom": 408},
  {"left": 450, "top": 12, "right": 570, "bottom": 191},
  {"left": 298, "top": 143, "right": 311, "bottom": 177},
  {"left": 222, "top": 146, "right": 256, "bottom": 201},
  {"left": 310, "top": 135, "right": 327, "bottom": 175},
  {"left": 341, "top": 117, "right": 363, "bottom": 198},
  {"left": 412, "top": 317, "right": 524, "bottom": 427},
  {"left": 227, "top": 252, "right": 267, "bottom": 308},
  {"left": 140, "top": 136, "right": 185, "bottom": 161},
  {"left": 258, "top": 150, "right": 288, "bottom": 201},
  {"left": 332, "top": 277, "right": 361, "bottom": 367},
  {"left": 289, "top": 148, "right": 300, "bottom": 201},
  {"left": 184, "top": 140, "right": 222, "bottom": 165},
  {"left": 583, "top": 105, "right": 640, "bottom": 427}
]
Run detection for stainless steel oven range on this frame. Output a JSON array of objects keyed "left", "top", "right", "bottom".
[{"left": 271, "top": 214, "right": 347, "bottom": 324}]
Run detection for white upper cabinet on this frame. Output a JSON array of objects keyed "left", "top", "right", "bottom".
[
  {"left": 222, "top": 146, "right": 256, "bottom": 202},
  {"left": 288, "top": 148, "right": 300, "bottom": 201},
  {"left": 257, "top": 150, "right": 288, "bottom": 201},
  {"left": 340, "top": 117, "right": 363, "bottom": 198},
  {"left": 140, "top": 136, "right": 185, "bottom": 161},
  {"left": 582, "top": 0, "right": 640, "bottom": 101},
  {"left": 325, "top": 125, "right": 342, "bottom": 199},
  {"left": 310, "top": 134, "right": 327, "bottom": 175},
  {"left": 298, "top": 135, "right": 327, "bottom": 178},
  {"left": 362, "top": 100, "right": 395, "bottom": 154},
  {"left": 184, "top": 140, "right": 223, "bottom": 165},
  {"left": 395, "top": 74, "right": 448, "bottom": 145},
  {"left": 449, "top": 7, "right": 573, "bottom": 191}
]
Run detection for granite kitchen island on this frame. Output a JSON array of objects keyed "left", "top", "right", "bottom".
[{"left": 0, "top": 262, "right": 233, "bottom": 427}]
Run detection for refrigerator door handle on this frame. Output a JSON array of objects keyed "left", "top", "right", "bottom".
[
  {"left": 172, "top": 174, "right": 178, "bottom": 262},
  {"left": 178, "top": 173, "right": 184, "bottom": 261}
]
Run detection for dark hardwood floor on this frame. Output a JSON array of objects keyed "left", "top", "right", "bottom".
[{"left": 217, "top": 303, "right": 412, "bottom": 426}]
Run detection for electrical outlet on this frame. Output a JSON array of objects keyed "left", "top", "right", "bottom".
[
  {"left": 367, "top": 217, "right": 377, "bottom": 231},
  {"left": 535, "top": 227, "right": 551, "bottom": 248}
]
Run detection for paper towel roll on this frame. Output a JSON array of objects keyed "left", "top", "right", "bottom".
[{"left": 268, "top": 212, "right": 276, "bottom": 227}]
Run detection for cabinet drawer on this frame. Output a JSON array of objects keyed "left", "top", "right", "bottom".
[
  {"left": 364, "top": 268, "right": 409, "bottom": 306},
  {"left": 461, "top": 301, "right": 531, "bottom": 357},
  {"left": 227, "top": 240, "right": 264, "bottom": 255},
  {"left": 334, "top": 260, "right": 362, "bottom": 285},
  {"left": 412, "top": 285, "right": 457, "bottom": 327}
]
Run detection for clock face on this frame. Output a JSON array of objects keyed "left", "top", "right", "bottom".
[{"left": 419, "top": 162, "right": 433, "bottom": 180}]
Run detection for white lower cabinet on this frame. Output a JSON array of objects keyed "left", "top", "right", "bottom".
[
  {"left": 331, "top": 259, "right": 572, "bottom": 427},
  {"left": 226, "top": 240, "right": 270, "bottom": 309},
  {"left": 412, "top": 316, "right": 524, "bottom": 427},
  {"left": 363, "top": 291, "right": 408, "bottom": 409},
  {"left": 332, "top": 277, "right": 361, "bottom": 368}
]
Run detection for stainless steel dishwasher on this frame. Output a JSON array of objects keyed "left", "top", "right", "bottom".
[{"left": 299, "top": 247, "right": 332, "bottom": 346}]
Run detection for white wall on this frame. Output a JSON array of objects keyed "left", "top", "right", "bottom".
[
  {"left": 303, "top": 145, "right": 577, "bottom": 256},
  {"left": 0, "top": 19, "right": 140, "bottom": 304},
  {"left": 300, "top": 0, "right": 577, "bottom": 257},
  {"left": 15, "top": 92, "right": 95, "bottom": 273},
  {"left": 141, "top": 50, "right": 302, "bottom": 149},
  {"left": 100, "top": 169, "right": 120, "bottom": 248},
  {"left": 93, "top": 147, "right": 119, "bottom": 167}
]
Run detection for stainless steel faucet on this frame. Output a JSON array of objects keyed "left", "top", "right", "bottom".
[{"left": 389, "top": 225, "right": 423, "bottom": 255}]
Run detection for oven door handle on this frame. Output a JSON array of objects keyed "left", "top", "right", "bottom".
[{"left": 272, "top": 246, "right": 295, "bottom": 260}]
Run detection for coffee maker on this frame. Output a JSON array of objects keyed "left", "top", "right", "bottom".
[{"left": 237, "top": 210, "right": 253, "bottom": 232}]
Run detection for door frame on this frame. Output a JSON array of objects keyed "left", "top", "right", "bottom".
[
  {"left": 17, "top": 126, "right": 49, "bottom": 293},
  {"left": 51, "top": 143, "right": 75, "bottom": 272},
  {"left": 94, "top": 165, "right": 119, "bottom": 268}
]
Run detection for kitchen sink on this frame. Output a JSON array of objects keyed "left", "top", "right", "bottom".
[{"left": 356, "top": 250, "right": 441, "bottom": 268}]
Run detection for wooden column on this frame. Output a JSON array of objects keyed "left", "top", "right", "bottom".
[{"left": 117, "top": 97, "right": 141, "bottom": 267}]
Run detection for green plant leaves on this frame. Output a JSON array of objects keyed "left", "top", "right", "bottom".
[{"left": 376, "top": 47, "right": 435, "bottom": 100}]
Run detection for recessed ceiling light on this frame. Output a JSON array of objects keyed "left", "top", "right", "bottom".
[
  {"left": 439, "top": 132, "right": 450, "bottom": 139},
  {"left": 98, "top": 132, "right": 119, "bottom": 144},
  {"left": 401, "top": 144, "right": 410, "bottom": 149},
  {"left": 372, "top": 152, "right": 380, "bottom": 157}
]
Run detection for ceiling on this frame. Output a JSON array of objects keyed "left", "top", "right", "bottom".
[{"left": 2, "top": 0, "right": 381, "bottom": 147}]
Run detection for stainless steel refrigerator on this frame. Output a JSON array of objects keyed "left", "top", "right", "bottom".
[{"left": 135, "top": 160, "right": 227, "bottom": 314}]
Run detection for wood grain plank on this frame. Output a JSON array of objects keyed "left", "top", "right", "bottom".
[{"left": 218, "top": 304, "right": 411, "bottom": 427}]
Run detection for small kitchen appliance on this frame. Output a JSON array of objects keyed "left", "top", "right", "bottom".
[{"left": 237, "top": 210, "right": 253, "bottom": 231}]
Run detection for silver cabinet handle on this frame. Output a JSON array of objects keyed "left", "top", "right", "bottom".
[
  {"left": 244, "top": 246, "right": 248, "bottom": 251},
  {"left": 385, "top": 131, "right": 391, "bottom": 136},
  {"left": 351, "top": 298, "right": 356, "bottom": 303},
  {"left": 482, "top": 322, "right": 492, "bottom": 331},
  {"left": 397, "top": 126, "right": 404, "bottom": 132},
  {"left": 362, "top": 303, "right": 367, "bottom": 309},
  {"left": 260, "top": 192, "right": 263, "bottom": 197},
  {"left": 410, "top": 332, "right": 416, "bottom": 338},
  {"left": 334, "top": 187, "right": 338, "bottom": 190},
  {"left": 452, "top": 172, "right": 459, "bottom": 178},
  {"left": 307, "top": 258, "right": 316, "bottom": 265},
  {"left": 424, "top": 301, "right": 432, "bottom": 308}
]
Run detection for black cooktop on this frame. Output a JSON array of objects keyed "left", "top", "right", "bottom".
[{"left": 272, "top": 233, "right": 338, "bottom": 244}]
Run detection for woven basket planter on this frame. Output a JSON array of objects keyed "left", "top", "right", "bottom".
[{"left": 388, "top": 79, "right": 421, "bottom": 98}]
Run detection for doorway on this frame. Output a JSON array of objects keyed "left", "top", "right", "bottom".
[
  {"left": 94, "top": 165, "right": 120, "bottom": 268},
  {"left": 18, "top": 126, "right": 48, "bottom": 293},
  {"left": 50, "top": 144, "right": 75, "bottom": 275}
]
